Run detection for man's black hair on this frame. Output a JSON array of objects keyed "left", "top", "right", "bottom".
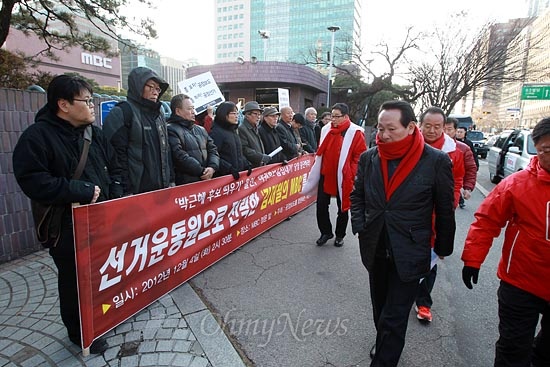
[
  {"left": 47, "top": 75, "right": 93, "bottom": 114},
  {"left": 378, "top": 100, "right": 417, "bottom": 128},
  {"left": 532, "top": 117, "right": 550, "bottom": 145},
  {"left": 331, "top": 103, "right": 349, "bottom": 116},
  {"left": 446, "top": 117, "right": 458, "bottom": 129},
  {"left": 170, "top": 94, "right": 192, "bottom": 116},
  {"left": 419, "top": 106, "right": 446, "bottom": 124}
]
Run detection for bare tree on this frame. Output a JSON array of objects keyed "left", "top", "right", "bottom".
[
  {"left": 0, "top": 0, "right": 156, "bottom": 58},
  {"left": 298, "top": 27, "right": 423, "bottom": 125},
  {"left": 408, "top": 17, "right": 535, "bottom": 114}
]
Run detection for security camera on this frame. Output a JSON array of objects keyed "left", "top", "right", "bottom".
[{"left": 258, "top": 30, "right": 270, "bottom": 38}]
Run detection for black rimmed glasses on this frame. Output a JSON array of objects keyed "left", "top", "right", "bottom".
[
  {"left": 73, "top": 97, "right": 94, "bottom": 106},
  {"left": 331, "top": 114, "right": 343, "bottom": 119},
  {"left": 145, "top": 84, "right": 162, "bottom": 93}
]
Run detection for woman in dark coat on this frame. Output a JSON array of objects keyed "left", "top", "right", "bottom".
[{"left": 209, "top": 102, "right": 251, "bottom": 179}]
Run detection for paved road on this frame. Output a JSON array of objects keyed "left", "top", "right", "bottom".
[{"left": 190, "top": 160, "right": 504, "bottom": 367}]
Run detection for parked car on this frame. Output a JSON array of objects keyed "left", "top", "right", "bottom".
[
  {"left": 485, "top": 134, "right": 499, "bottom": 148},
  {"left": 466, "top": 130, "right": 489, "bottom": 159},
  {"left": 449, "top": 114, "right": 474, "bottom": 130},
  {"left": 487, "top": 129, "right": 536, "bottom": 184}
]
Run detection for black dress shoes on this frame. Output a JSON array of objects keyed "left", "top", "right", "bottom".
[
  {"left": 89, "top": 338, "right": 109, "bottom": 354},
  {"left": 316, "top": 233, "right": 334, "bottom": 246},
  {"left": 334, "top": 237, "right": 344, "bottom": 247},
  {"left": 71, "top": 336, "right": 109, "bottom": 354}
]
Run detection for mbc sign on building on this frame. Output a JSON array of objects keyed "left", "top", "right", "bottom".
[
  {"left": 81, "top": 53, "right": 113, "bottom": 69},
  {"left": 4, "top": 27, "right": 121, "bottom": 87}
]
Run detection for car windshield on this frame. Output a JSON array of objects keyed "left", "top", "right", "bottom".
[
  {"left": 467, "top": 131, "right": 484, "bottom": 141},
  {"left": 527, "top": 134, "right": 536, "bottom": 155}
]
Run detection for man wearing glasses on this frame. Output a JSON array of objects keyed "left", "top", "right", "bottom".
[
  {"left": 302, "top": 103, "right": 366, "bottom": 247},
  {"left": 13, "top": 75, "right": 123, "bottom": 354},
  {"left": 238, "top": 101, "right": 271, "bottom": 167},
  {"left": 103, "top": 67, "right": 173, "bottom": 195}
]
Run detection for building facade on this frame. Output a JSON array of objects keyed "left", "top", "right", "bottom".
[
  {"left": 4, "top": 27, "right": 121, "bottom": 89},
  {"left": 214, "top": 0, "right": 362, "bottom": 71},
  {"left": 119, "top": 41, "right": 162, "bottom": 90},
  {"left": 186, "top": 61, "right": 328, "bottom": 113}
]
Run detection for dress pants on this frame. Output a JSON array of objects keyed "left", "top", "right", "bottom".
[
  {"left": 369, "top": 254, "right": 419, "bottom": 367},
  {"left": 416, "top": 264, "right": 437, "bottom": 308},
  {"left": 495, "top": 281, "right": 550, "bottom": 367},
  {"left": 316, "top": 175, "right": 348, "bottom": 238},
  {"left": 50, "top": 224, "right": 81, "bottom": 344}
]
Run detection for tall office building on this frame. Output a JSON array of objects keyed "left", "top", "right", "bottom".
[
  {"left": 527, "top": 0, "right": 550, "bottom": 16},
  {"left": 215, "top": 0, "right": 361, "bottom": 70}
]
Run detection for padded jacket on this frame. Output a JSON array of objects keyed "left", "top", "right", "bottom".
[
  {"left": 209, "top": 119, "right": 251, "bottom": 176},
  {"left": 462, "top": 157, "right": 550, "bottom": 302},
  {"left": 167, "top": 115, "right": 219, "bottom": 185},
  {"left": 103, "top": 67, "right": 172, "bottom": 194}
]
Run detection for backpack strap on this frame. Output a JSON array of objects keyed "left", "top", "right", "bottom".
[{"left": 116, "top": 101, "right": 133, "bottom": 128}]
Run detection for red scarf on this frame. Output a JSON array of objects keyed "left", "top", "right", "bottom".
[
  {"left": 376, "top": 125, "right": 425, "bottom": 201},
  {"left": 428, "top": 133, "right": 445, "bottom": 150},
  {"left": 317, "top": 118, "right": 351, "bottom": 195}
]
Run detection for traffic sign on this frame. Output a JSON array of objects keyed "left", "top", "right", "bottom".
[
  {"left": 100, "top": 100, "right": 118, "bottom": 126},
  {"left": 521, "top": 85, "right": 550, "bottom": 100}
]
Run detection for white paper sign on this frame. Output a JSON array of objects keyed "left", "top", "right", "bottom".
[
  {"left": 178, "top": 72, "right": 225, "bottom": 114},
  {"left": 278, "top": 88, "right": 290, "bottom": 108}
]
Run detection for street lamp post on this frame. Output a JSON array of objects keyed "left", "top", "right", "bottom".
[
  {"left": 258, "top": 30, "right": 270, "bottom": 61},
  {"left": 326, "top": 25, "right": 340, "bottom": 108}
]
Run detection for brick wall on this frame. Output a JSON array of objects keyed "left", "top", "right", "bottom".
[
  {"left": 0, "top": 88, "right": 114, "bottom": 264},
  {"left": 0, "top": 88, "right": 47, "bottom": 263}
]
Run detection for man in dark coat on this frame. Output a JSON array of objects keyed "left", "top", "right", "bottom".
[
  {"left": 350, "top": 100, "right": 455, "bottom": 367},
  {"left": 239, "top": 101, "right": 271, "bottom": 167},
  {"left": 276, "top": 106, "right": 301, "bottom": 160},
  {"left": 103, "top": 66, "right": 172, "bottom": 195},
  {"left": 299, "top": 107, "right": 318, "bottom": 152},
  {"left": 167, "top": 94, "right": 219, "bottom": 185},
  {"left": 258, "top": 107, "right": 286, "bottom": 163},
  {"left": 12, "top": 75, "right": 123, "bottom": 354}
]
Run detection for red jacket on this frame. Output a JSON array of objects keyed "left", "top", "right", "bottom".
[
  {"left": 455, "top": 140, "right": 477, "bottom": 191},
  {"left": 433, "top": 134, "right": 464, "bottom": 208},
  {"left": 462, "top": 157, "right": 550, "bottom": 302}
]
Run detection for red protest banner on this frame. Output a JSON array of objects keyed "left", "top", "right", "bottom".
[{"left": 73, "top": 155, "right": 316, "bottom": 350}]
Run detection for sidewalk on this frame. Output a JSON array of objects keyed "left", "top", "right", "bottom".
[{"left": 0, "top": 250, "right": 246, "bottom": 367}]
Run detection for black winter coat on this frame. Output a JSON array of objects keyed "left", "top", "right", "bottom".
[
  {"left": 209, "top": 119, "right": 251, "bottom": 177},
  {"left": 238, "top": 119, "right": 267, "bottom": 168},
  {"left": 275, "top": 121, "right": 299, "bottom": 160},
  {"left": 167, "top": 115, "right": 219, "bottom": 185},
  {"left": 299, "top": 120, "right": 318, "bottom": 153},
  {"left": 350, "top": 145, "right": 456, "bottom": 282},
  {"left": 258, "top": 121, "right": 286, "bottom": 163},
  {"left": 13, "top": 107, "right": 123, "bottom": 255},
  {"left": 103, "top": 67, "right": 172, "bottom": 194}
]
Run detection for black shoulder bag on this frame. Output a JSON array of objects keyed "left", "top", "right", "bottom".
[{"left": 32, "top": 126, "right": 93, "bottom": 248}]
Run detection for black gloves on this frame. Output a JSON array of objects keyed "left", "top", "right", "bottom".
[
  {"left": 261, "top": 154, "right": 271, "bottom": 165},
  {"left": 247, "top": 166, "right": 253, "bottom": 176},
  {"left": 231, "top": 168, "right": 240, "bottom": 180},
  {"left": 462, "top": 266, "right": 479, "bottom": 289},
  {"left": 281, "top": 160, "right": 289, "bottom": 166}
]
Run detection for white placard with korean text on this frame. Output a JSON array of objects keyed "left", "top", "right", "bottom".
[
  {"left": 278, "top": 88, "right": 290, "bottom": 108},
  {"left": 178, "top": 72, "right": 225, "bottom": 114}
]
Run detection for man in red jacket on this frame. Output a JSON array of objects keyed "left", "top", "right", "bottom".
[
  {"left": 302, "top": 103, "right": 366, "bottom": 247},
  {"left": 444, "top": 118, "right": 478, "bottom": 208},
  {"left": 462, "top": 118, "right": 550, "bottom": 367},
  {"left": 416, "top": 107, "right": 464, "bottom": 323}
]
